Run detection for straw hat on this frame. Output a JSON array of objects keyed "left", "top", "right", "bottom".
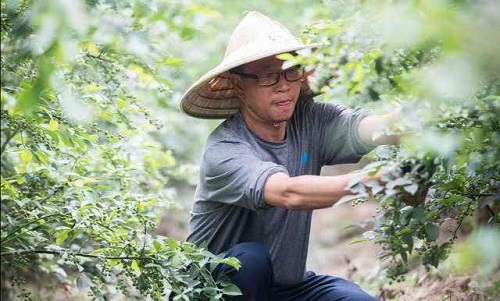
[{"left": 180, "top": 11, "right": 317, "bottom": 119}]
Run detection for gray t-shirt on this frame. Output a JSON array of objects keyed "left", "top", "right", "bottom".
[{"left": 187, "top": 96, "right": 375, "bottom": 286}]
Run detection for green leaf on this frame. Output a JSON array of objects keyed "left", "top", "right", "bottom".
[
  {"left": 401, "top": 250, "right": 408, "bottom": 263},
  {"left": 34, "top": 150, "right": 48, "bottom": 164},
  {"left": 347, "top": 175, "right": 362, "bottom": 188},
  {"left": 76, "top": 273, "right": 92, "bottom": 291},
  {"left": 210, "top": 293, "right": 223, "bottom": 301},
  {"left": 20, "top": 149, "right": 33, "bottom": 165},
  {"left": 276, "top": 53, "right": 295, "bottom": 61},
  {"left": 350, "top": 237, "right": 369, "bottom": 244},
  {"left": 334, "top": 194, "right": 364, "bottom": 207},
  {"left": 131, "top": 259, "right": 140, "bottom": 272},
  {"left": 218, "top": 257, "right": 241, "bottom": 270},
  {"left": 349, "top": 183, "right": 367, "bottom": 194},
  {"left": 365, "top": 180, "right": 384, "bottom": 194},
  {"left": 48, "top": 118, "right": 59, "bottom": 131},
  {"left": 56, "top": 231, "right": 69, "bottom": 245},
  {"left": 399, "top": 206, "right": 414, "bottom": 223},
  {"left": 412, "top": 208, "right": 426, "bottom": 221},
  {"left": 153, "top": 240, "right": 162, "bottom": 251},
  {"left": 222, "top": 283, "right": 242, "bottom": 296},
  {"left": 82, "top": 84, "right": 102, "bottom": 94},
  {"left": 160, "top": 56, "right": 183, "bottom": 67},
  {"left": 401, "top": 233, "right": 413, "bottom": 251},
  {"left": 404, "top": 183, "right": 419, "bottom": 195},
  {"left": 425, "top": 223, "right": 440, "bottom": 241}
]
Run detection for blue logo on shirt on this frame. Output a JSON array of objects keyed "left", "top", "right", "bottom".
[{"left": 301, "top": 153, "right": 309, "bottom": 164}]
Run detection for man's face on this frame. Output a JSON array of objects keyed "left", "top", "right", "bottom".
[{"left": 235, "top": 56, "right": 303, "bottom": 124}]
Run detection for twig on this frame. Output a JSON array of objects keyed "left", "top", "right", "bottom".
[
  {"left": 485, "top": 205, "right": 499, "bottom": 224},
  {"left": 0, "top": 129, "right": 20, "bottom": 157},
  {"left": 453, "top": 201, "right": 474, "bottom": 239},
  {"left": 0, "top": 249, "right": 146, "bottom": 260},
  {"left": 85, "top": 53, "right": 112, "bottom": 64},
  {"left": 1, "top": 213, "right": 64, "bottom": 243},
  {"left": 140, "top": 222, "right": 147, "bottom": 257},
  {"left": 37, "top": 185, "right": 66, "bottom": 206}
]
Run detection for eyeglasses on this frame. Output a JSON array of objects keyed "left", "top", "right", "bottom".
[{"left": 231, "top": 66, "right": 304, "bottom": 86}]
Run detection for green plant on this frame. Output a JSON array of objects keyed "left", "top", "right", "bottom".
[
  {"left": 288, "top": 0, "right": 500, "bottom": 281},
  {"left": 1, "top": 0, "right": 240, "bottom": 299}
]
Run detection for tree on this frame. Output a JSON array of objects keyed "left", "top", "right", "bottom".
[
  {"left": 288, "top": 0, "right": 500, "bottom": 282},
  {"left": 1, "top": 0, "right": 240, "bottom": 299},
  {"left": 2, "top": 0, "right": 498, "bottom": 299}
]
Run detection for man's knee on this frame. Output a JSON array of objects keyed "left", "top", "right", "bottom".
[
  {"left": 213, "top": 242, "right": 274, "bottom": 300},
  {"left": 327, "top": 279, "right": 378, "bottom": 301},
  {"left": 221, "top": 242, "right": 273, "bottom": 277}
]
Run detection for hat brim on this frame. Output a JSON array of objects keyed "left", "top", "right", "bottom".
[{"left": 180, "top": 43, "right": 319, "bottom": 119}]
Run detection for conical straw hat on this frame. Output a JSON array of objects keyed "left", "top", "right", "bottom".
[{"left": 180, "top": 11, "right": 317, "bottom": 119}]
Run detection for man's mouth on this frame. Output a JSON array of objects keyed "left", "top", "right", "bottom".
[{"left": 274, "top": 99, "right": 292, "bottom": 107}]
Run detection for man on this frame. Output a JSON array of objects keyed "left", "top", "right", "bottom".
[{"left": 180, "top": 11, "right": 398, "bottom": 301}]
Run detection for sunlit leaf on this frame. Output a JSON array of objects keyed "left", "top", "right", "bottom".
[
  {"left": 56, "top": 231, "right": 69, "bottom": 245},
  {"left": 403, "top": 183, "right": 418, "bottom": 195},
  {"left": 131, "top": 260, "right": 140, "bottom": 273},
  {"left": 20, "top": 149, "right": 33, "bottom": 164},
  {"left": 48, "top": 119, "right": 59, "bottom": 131}
]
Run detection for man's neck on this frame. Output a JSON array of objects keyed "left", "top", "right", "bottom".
[{"left": 241, "top": 112, "right": 287, "bottom": 143}]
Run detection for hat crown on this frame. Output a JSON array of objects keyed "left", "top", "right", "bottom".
[{"left": 223, "top": 11, "right": 303, "bottom": 61}]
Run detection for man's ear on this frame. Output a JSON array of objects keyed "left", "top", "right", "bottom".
[{"left": 300, "top": 69, "right": 315, "bottom": 83}]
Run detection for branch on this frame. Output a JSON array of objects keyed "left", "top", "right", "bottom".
[
  {"left": 485, "top": 205, "right": 499, "bottom": 224},
  {"left": 0, "top": 129, "right": 20, "bottom": 157},
  {"left": 453, "top": 201, "right": 475, "bottom": 239},
  {"left": 0, "top": 249, "right": 146, "bottom": 260},
  {"left": 37, "top": 184, "right": 66, "bottom": 206},
  {"left": 140, "top": 222, "right": 147, "bottom": 257},
  {"left": 85, "top": 53, "right": 113, "bottom": 64},
  {"left": 1, "top": 213, "right": 64, "bottom": 243}
]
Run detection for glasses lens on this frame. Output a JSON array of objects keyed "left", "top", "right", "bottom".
[
  {"left": 285, "top": 67, "right": 303, "bottom": 81},
  {"left": 258, "top": 73, "right": 280, "bottom": 86}
]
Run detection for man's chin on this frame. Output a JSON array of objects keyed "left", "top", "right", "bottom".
[{"left": 272, "top": 115, "right": 292, "bottom": 124}]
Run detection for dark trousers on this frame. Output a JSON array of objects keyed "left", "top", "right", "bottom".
[{"left": 213, "top": 242, "right": 378, "bottom": 301}]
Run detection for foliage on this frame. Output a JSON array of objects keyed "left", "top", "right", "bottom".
[
  {"left": 1, "top": 0, "right": 241, "bottom": 300},
  {"left": 2, "top": 0, "right": 499, "bottom": 299},
  {"left": 288, "top": 0, "right": 500, "bottom": 281}
]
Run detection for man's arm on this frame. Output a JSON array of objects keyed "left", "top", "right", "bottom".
[
  {"left": 358, "top": 110, "right": 401, "bottom": 146},
  {"left": 264, "top": 172, "right": 377, "bottom": 210},
  {"left": 263, "top": 108, "right": 401, "bottom": 211}
]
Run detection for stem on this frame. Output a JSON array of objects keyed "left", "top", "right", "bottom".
[
  {"left": 0, "top": 249, "right": 146, "bottom": 260},
  {"left": 38, "top": 185, "right": 66, "bottom": 206},
  {"left": 485, "top": 205, "right": 499, "bottom": 224},
  {"left": 1, "top": 213, "right": 64, "bottom": 243},
  {"left": 0, "top": 129, "right": 20, "bottom": 157},
  {"left": 453, "top": 201, "right": 475, "bottom": 239},
  {"left": 85, "top": 54, "right": 112, "bottom": 64},
  {"left": 140, "top": 222, "right": 147, "bottom": 257}
]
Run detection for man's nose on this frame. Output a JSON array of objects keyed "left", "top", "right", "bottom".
[{"left": 275, "top": 73, "right": 290, "bottom": 91}]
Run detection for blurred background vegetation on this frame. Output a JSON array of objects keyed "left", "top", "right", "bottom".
[{"left": 1, "top": 0, "right": 498, "bottom": 300}]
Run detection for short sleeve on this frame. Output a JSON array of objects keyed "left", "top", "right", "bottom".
[
  {"left": 312, "top": 102, "right": 376, "bottom": 165},
  {"left": 200, "top": 141, "right": 288, "bottom": 211}
]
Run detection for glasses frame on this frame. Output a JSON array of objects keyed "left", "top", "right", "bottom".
[{"left": 231, "top": 66, "right": 304, "bottom": 87}]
